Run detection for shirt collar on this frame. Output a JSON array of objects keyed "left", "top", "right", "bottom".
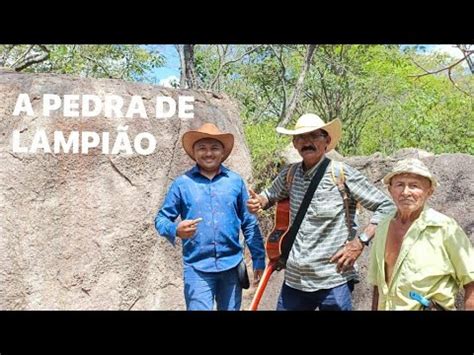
[
  {"left": 190, "top": 164, "right": 229, "bottom": 178},
  {"left": 386, "top": 206, "right": 444, "bottom": 229},
  {"left": 418, "top": 206, "right": 444, "bottom": 227},
  {"left": 300, "top": 154, "right": 327, "bottom": 178}
]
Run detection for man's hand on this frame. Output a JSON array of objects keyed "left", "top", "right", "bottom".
[
  {"left": 247, "top": 188, "right": 267, "bottom": 214},
  {"left": 176, "top": 218, "right": 202, "bottom": 239},
  {"left": 329, "top": 238, "right": 364, "bottom": 273},
  {"left": 253, "top": 269, "right": 264, "bottom": 286}
]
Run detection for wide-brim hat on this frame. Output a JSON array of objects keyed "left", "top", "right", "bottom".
[
  {"left": 276, "top": 113, "right": 342, "bottom": 151},
  {"left": 182, "top": 123, "right": 234, "bottom": 162},
  {"left": 383, "top": 158, "right": 439, "bottom": 188}
]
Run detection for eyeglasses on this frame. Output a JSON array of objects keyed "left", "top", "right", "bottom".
[{"left": 293, "top": 132, "right": 328, "bottom": 142}]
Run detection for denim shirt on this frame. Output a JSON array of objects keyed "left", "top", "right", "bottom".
[{"left": 155, "top": 164, "right": 265, "bottom": 273}]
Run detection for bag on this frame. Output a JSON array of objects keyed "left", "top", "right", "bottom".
[{"left": 237, "top": 259, "right": 250, "bottom": 289}]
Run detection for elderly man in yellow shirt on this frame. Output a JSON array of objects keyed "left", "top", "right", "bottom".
[{"left": 368, "top": 158, "right": 474, "bottom": 310}]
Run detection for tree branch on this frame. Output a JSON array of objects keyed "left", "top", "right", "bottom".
[
  {"left": 269, "top": 45, "right": 288, "bottom": 118},
  {"left": 410, "top": 49, "right": 473, "bottom": 97},
  {"left": 208, "top": 45, "right": 262, "bottom": 90},
  {"left": 14, "top": 45, "right": 50, "bottom": 71},
  {"left": 278, "top": 44, "right": 317, "bottom": 127},
  {"left": 79, "top": 53, "right": 112, "bottom": 78}
]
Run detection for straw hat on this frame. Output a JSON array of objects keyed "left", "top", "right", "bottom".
[
  {"left": 383, "top": 158, "right": 438, "bottom": 188},
  {"left": 276, "top": 113, "right": 342, "bottom": 151},
  {"left": 182, "top": 123, "right": 234, "bottom": 161}
]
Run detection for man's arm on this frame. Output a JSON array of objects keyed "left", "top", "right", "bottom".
[
  {"left": 343, "top": 163, "right": 395, "bottom": 225},
  {"left": 464, "top": 282, "right": 474, "bottom": 310},
  {"left": 155, "top": 181, "right": 182, "bottom": 245},
  {"left": 329, "top": 164, "right": 394, "bottom": 272},
  {"left": 368, "top": 232, "right": 382, "bottom": 310},
  {"left": 239, "top": 180, "right": 265, "bottom": 277},
  {"left": 444, "top": 219, "right": 474, "bottom": 309},
  {"left": 330, "top": 223, "right": 379, "bottom": 273},
  {"left": 247, "top": 165, "right": 293, "bottom": 215},
  {"left": 372, "top": 286, "right": 379, "bottom": 310}
]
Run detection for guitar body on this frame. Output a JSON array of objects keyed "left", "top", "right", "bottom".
[
  {"left": 249, "top": 198, "right": 291, "bottom": 311},
  {"left": 266, "top": 198, "right": 291, "bottom": 261}
]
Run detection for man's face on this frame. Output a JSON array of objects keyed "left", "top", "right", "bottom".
[
  {"left": 193, "top": 138, "right": 225, "bottom": 172},
  {"left": 389, "top": 173, "right": 433, "bottom": 215},
  {"left": 292, "top": 129, "right": 331, "bottom": 166}
]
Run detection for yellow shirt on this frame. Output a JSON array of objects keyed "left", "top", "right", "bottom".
[{"left": 368, "top": 207, "right": 474, "bottom": 310}]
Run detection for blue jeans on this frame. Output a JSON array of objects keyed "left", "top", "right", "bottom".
[
  {"left": 183, "top": 265, "right": 242, "bottom": 310},
  {"left": 276, "top": 281, "right": 354, "bottom": 310}
]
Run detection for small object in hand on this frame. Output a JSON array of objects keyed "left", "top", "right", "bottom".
[{"left": 409, "top": 291, "right": 445, "bottom": 310}]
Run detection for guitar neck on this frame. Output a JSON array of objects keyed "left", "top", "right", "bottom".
[{"left": 249, "top": 261, "right": 277, "bottom": 311}]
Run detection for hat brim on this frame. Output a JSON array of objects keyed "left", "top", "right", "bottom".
[
  {"left": 276, "top": 118, "right": 342, "bottom": 151},
  {"left": 383, "top": 171, "right": 439, "bottom": 188},
  {"left": 182, "top": 131, "right": 234, "bottom": 162}
]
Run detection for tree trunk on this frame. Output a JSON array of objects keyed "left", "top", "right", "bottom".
[
  {"left": 177, "top": 45, "right": 186, "bottom": 88},
  {"left": 177, "top": 45, "right": 199, "bottom": 88},
  {"left": 183, "top": 45, "right": 198, "bottom": 89},
  {"left": 277, "top": 44, "right": 316, "bottom": 128}
]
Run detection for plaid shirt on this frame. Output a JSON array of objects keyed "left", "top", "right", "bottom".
[{"left": 263, "top": 157, "right": 395, "bottom": 292}]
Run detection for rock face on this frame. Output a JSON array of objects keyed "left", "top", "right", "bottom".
[
  {"left": 0, "top": 71, "right": 252, "bottom": 309},
  {"left": 249, "top": 146, "right": 473, "bottom": 310}
]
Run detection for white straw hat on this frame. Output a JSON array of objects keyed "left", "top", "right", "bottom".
[{"left": 276, "top": 113, "right": 342, "bottom": 151}]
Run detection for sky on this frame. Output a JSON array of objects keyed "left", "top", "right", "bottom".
[
  {"left": 415, "top": 44, "right": 467, "bottom": 58},
  {"left": 150, "top": 45, "right": 471, "bottom": 88},
  {"left": 148, "top": 45, "right": 180, "bottom": 87}
]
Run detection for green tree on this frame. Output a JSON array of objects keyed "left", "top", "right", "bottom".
[
  {"left": 0, "top": 45, "right": 164, "bottom": 82},
  {"left": 191, "top": 44, "right": 473, "bottom": 163},
  {"left": 359, "top": 48, "right": 473, "bottom": 155}
]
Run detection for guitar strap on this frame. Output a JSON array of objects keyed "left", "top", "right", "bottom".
[
  {"left": 286, "top": 163, "right": 298, "bottom": 189},
  {"left": 277, "top": 157, "right": 331, "bottom": 269}
]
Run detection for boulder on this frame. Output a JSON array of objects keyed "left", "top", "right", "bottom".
[{"left": 0, "top": 71, "right": 252, "bottom": 309}]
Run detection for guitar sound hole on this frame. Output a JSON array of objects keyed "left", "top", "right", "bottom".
[{"left": 268, "top": 230, "right": 284, "bottom": 242}]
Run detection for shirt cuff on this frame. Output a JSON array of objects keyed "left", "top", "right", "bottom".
[{"left": 261, "top": 191, "right": 275, "bottom": 210}]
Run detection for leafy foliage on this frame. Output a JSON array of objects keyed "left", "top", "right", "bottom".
[
  {"left": 244, "top": 121, "right": 290, "bottom": 192},
  {"left": 192, "top": 44, "right": 473, "bottom": 186},
  {"left": 0, "top": 45, "right": 164, "bottom": 82}
]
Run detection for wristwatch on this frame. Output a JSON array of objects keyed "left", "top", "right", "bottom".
[{"left": 358, "top": 232, "right": 371, "bottom": 246}]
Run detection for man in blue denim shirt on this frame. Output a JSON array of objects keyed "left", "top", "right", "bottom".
[{"left": 155, "top": 123, "right": 265, "bottom": 310}]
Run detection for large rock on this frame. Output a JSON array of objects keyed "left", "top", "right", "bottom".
[
  {"left": 247, "top": 145, "right": 473, "bottom": 310},
  {"left": 0, "top": 71, "right": 253, "bottom": 309}
]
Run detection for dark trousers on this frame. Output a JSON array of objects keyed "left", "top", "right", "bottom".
[{"left": 276, "top": 281, "right": 354, "bottom": 310}]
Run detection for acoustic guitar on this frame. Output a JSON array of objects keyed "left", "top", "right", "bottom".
[{"left": 249, "top": 198, "right": 291, "bottom": 311}]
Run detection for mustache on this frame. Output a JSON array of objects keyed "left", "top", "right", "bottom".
[{"left": 301, "top": 145, "right": 316, "bottom": 152}]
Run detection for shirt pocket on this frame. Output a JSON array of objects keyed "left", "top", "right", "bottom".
[
  {"left": 404, "top": 245, "right": 452, "bottom": 282},
  {"left": 308, "top": 191, "right": 344, "bottom": 220}
]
